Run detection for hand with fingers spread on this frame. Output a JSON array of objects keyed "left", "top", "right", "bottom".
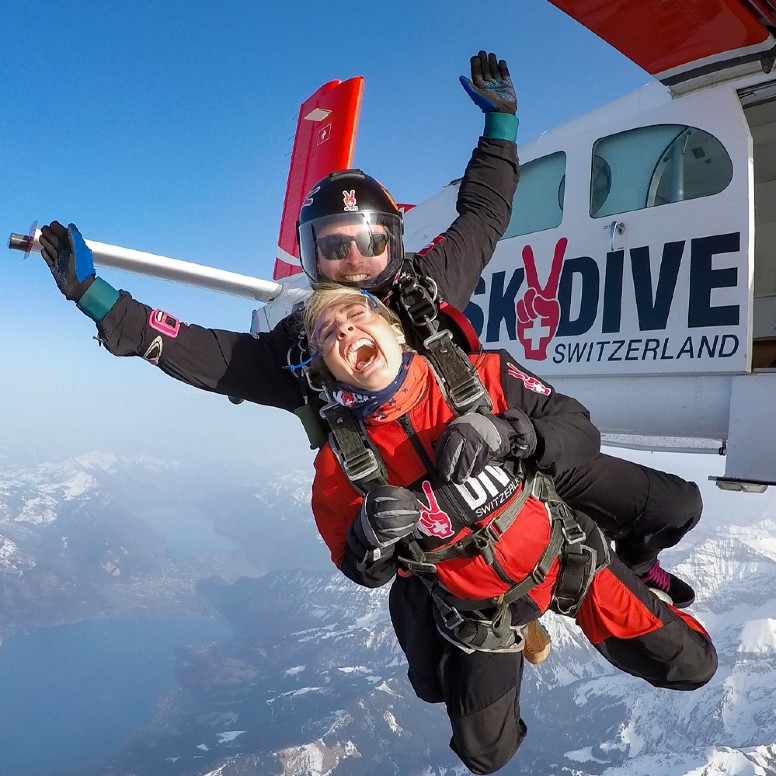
[
  {"left": 39, "top": 221, "right": 95, "bottom": 302},
  {"left": 460, "top": 50, "right": 517, "bottom": 115}
]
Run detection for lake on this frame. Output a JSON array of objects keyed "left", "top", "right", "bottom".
[
  {"left": 138, "top": 503, "right": 237, "bottom": 560},
  {"left": 0, "top": 616, "right": 231, "bottom": 776}
]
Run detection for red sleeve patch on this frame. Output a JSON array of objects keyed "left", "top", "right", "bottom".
[
  {"left": 416, "top": 235, "right": 445, "bottom": 256},
  {"left": 507, "top": 362, "right": 551, "bottom": 395}
]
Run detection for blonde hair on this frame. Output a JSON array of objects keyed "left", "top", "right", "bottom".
[
  {"left": 302, "top": 283, "right": 402, "bottom": 341},
  {"left": 302, "top": 284, "right": 406, "bottom": 386}
]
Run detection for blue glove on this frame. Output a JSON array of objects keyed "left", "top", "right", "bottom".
[
  {"left": 39, "top": 221, "right": 95, "bottom": 301},
  {"left": 39, "top": 221, "right": 119, "bottom": 322},
  {"left": 460, "top": 51, "right": 516, "bottom": 114}
]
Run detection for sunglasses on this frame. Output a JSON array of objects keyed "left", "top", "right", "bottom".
[{"left": 316, "top": 231, "right": 389, "bottom": 261}]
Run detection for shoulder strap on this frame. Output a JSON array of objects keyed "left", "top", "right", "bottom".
[
  {"left": 320, "top": 400, "right": 387, "bottom": 494},
  {"left": 393, "top": 256, "right": 491, "bottom": 415}
]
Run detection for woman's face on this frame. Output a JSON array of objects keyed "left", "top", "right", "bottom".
[{"left": 312, "top": 296, "right": 404, "bottom": 391}]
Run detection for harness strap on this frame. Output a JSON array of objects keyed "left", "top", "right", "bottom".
[
  {"left": 427, "top": 516, "right": 566, "bottom": 613},
  {"left": 423, "top": 330, "right": 491, "bottom": 414},
  {"left": 320, "top": 402, "right": 387, "bottom": 491},
  {"left": 428, "top": 582, "right": 524, "bottom": 653},
  {"left": 549, "top": 501, "right": 609, "bottom": 617},
  {"left": 395, "top": 257, "right": 491, "bottom": 415},
  {"left": 399, "top": 468, "right": 535, "bottom": 571},
  {"left": 526, "top": 472, "right": 605, "bottom": 617},
  {"left": 402, "top": 469, "right": 606, "bottom": 621}
]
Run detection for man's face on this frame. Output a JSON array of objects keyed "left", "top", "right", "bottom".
[{"left": 315, "top": 222, "right": 389, "bottom": 284}]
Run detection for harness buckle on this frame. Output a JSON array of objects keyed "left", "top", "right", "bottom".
[
  {"left": 320, "top": 401, "right": 383, "bottom": 484},
  {"left": 528, "top": 563, "right": 548, "bottom": 586},
  {"left": 557, "top": 505, "right": 586, "bottom": 545},
  {"left": 344, "top": 449, "right": 381, "bottom": 483},
  {"left": 469, "top": 519, "right": 506, "bottom": 567},
  {"left": 397, "top": 272, "right": 439, "bottom": 329},
  {"left": 472, "top": 531, "right": 497, "bottom": 566},
  {"left": 440, "top": 606, "right": 465, "bottom": 632},
  {"left": 398, "top": 556, "right": 439, "bottom": 575},
  {"left": 423, "top": 330, "right": 488, "bottom": 412}
]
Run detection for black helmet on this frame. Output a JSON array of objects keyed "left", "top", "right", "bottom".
[{"left": 297, "top": 169, "right": 404, "bottom": 293}]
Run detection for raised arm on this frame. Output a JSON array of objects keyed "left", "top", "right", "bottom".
[{"left": 416, "top": 51, "right": 520, "bottom": 309}]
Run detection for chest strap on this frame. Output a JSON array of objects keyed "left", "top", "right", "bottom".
[
  {"left": 400, "top": 470, "right": 605, "bottom": 619},
  {"left": 423, "top": 330, "right": 491, "bottom": 414},
  {"left": 398, "top": 468, "right": 536, "bottom": 575}
]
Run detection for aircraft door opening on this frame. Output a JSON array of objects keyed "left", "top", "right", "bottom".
[{"left": 744, "top": 93, "right": 776, "bottom": 368}]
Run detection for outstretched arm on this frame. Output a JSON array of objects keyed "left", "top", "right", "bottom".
[
  {"left": 38, "top": 221, "right": 306, "bottom": 413},
  {"left": 417, "top": 51, "right": 520, "bottom": 309}
]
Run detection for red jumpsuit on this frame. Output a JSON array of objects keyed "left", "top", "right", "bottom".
[{"left": 312, "top": 352, "right": 717, "bottom": 775}]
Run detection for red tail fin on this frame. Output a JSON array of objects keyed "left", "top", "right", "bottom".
[{"left": 273, "top": 77, "right": 364, "bottom": 280}]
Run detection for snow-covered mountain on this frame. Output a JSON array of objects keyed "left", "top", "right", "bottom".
[
  {"left": 2, "top": 453, "right": 775, "bottom": 775},
  {"left": 0, "top": 454, "right": 175, "bottom": 637},
  {"left": 0, "top": 454, "right": 326, "bottom": 641}
]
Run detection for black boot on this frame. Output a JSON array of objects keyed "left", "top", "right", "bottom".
[{"left": 638, "top": 560, "right": 695, "bottom": 608}]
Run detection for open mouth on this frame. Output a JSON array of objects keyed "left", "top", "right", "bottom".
[{"left": 345, "top": 337, "right": 379, "bottom": 372}]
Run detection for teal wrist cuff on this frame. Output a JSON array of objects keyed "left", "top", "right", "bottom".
[
  {"left": 77, "top": 277, "right": 120, "bottom": 322},
  {"left": 484, "top": 112, "right": 518, "bottom": 141}
]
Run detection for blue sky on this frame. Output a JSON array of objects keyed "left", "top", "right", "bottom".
[{"left": 1, "top": 0, "right": 659, "bottom": 466}]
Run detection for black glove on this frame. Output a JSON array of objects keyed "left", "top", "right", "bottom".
[
  {"left": 435, "top": 410, "right": 537, "bottom": 484},
  {"left": 459, "top": 50, "right": 516, "bottom": 114},
  {"left": 39, "top": 221, "right": 95, "bottom": 302},
  {"left": 354, "top": 485, "right": 420, "bottom": 556}
]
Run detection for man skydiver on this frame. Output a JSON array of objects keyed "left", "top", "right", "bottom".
[{"left": 37, "top": 51, "right": 699, "bottom": 606}]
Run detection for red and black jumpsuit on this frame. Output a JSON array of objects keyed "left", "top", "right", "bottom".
[
  {"left": 312, "top": 352, "right": 717, "bottom": 776},
  {"left": 94, "top": 135, "right": 700, "bottom": 581}
]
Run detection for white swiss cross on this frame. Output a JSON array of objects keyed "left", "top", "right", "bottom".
[
  {"left": 522, "top": 316, "right": 551, "bottom": 350},
  {"left": 317, "top": 124, "right": 332, "bottom": 145}
]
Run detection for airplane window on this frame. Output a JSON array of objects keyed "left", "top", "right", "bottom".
[
  {"left": 591, "top": 125, "right": 733, "bottom": 218},
  {"left": 590, "top": 155, "right": 612, "bottom": 215},
  {"left": 502, "top": 151, "right": 566, "bottom": 239}
]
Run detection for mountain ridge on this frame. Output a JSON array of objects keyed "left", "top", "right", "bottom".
[{"left": 1, "top": 452, "right": 774, "bottom": 775}]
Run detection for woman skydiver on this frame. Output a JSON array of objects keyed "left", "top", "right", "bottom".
[{"left": 304, "top": 285, "right": 717, "bottom": 775}]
